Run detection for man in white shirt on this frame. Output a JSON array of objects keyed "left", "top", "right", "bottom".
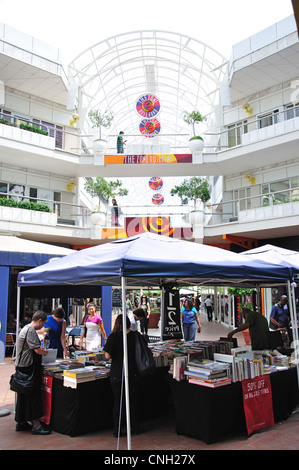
[
  {"left": 204, "top": 295, "right": 213, "bottom": 322},
  {"left": 128, "top": 308, "right": 145, "bottom": 332}
]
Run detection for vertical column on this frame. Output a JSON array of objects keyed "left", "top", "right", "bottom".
[{"left": 0, "top": 266, "right": 10, "bottom": 363}]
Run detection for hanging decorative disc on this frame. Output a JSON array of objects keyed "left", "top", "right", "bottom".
[
  {"left": 139, "top": 118, "right": 161, "bottom": 138},
  {"left": 136, "top": 94, "right": 161, "bottom": 118},
  {"left": 149, "top": 177, "right": 163, "bottom": 191},
  {"left": 152, "top": 193, "right": 164, "bottom": 205}
]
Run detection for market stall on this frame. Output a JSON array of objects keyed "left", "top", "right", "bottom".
[
  {"left": 16, "top": 233, "right": 299, "bottom": 449},
  {"left": 167, "top": 368, "right": 299, "bottom": 444}
]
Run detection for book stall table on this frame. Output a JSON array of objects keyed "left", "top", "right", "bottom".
[
  {"left": 166, "top": 367, "right": 299, "bottom": 444},
  {"left": 48, "top": 366, "right": 170, "bottom": 437}
]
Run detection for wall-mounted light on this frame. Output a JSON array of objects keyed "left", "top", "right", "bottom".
[
  {"left": 67, "top": 179, "right": 77, "bottom": 192},
  {"left": 242, "top": 103, "right": 253, "bottom": 116},
  {"left": 70, "top": 112, "right": 80, "bottom": 127},
  {"left": 245, "top": 174, "right": 255, "bottom": 185}
]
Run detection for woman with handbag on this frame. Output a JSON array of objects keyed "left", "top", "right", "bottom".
[
  {"left": 103, "top": 314, "right": 141, "bottom": 437},
  {"left": 14, "top": 310, "right": 51, "bottom": 435}
]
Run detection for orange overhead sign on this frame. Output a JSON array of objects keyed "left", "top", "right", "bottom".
[{"left": 104, "top": 154, "right": 192, "bottom": 165}]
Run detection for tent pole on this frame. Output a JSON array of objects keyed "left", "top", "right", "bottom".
[
  {"left": 121, "top": 277, "right": 131, "bottom": 450},
  {"left": 288, "top": 281, "right": 299, "bottom": 388},
  {"left": 16, "top": 286, "right": 21, "bottom": 336},
  {"left": 160, "top": 286, "right": 165, "bottom": 341}
]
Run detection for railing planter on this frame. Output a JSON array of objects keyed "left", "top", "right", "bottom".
[
  {"left": 0, "top": 122, "right": 54, "bottom": 148},
  {"left": 189, "top": 136, "right": 204, "bottom": 153},
  {"left": 188, "top": 209, "right": 204, "bottom": 225},
  {"left": 92, "top": 139, "right": 108, "bottom": 155},
  {"left": 90, "top": 211, "right": 106, "bottom": 226},
  {"left": 0, "top": 206, "right": 57, "bottom": 225}
]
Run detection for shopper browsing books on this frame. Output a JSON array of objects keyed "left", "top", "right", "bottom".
[
  {"left": 128, "top": 308, "right": 145, "bottom": 332},
  {"left": 14, "top": 310, "right": 51, "bottom": 435},
  {"left": 104, "top": 314, "right": 141, "bottom": 437},
  {"left": 227, "top": 307, "right": 270, "bottom": 350},
  {"left": 181, "top": 298, "right": 201, "bottom": 341},
  {"left": 43, "top": 307, "right": 67, "bottom": 359}
]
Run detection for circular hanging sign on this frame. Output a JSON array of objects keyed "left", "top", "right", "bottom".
[
  {"left": 152, "top": 193, "right": 164, "bottom": 205},
  {"left": 149, "top": 177, "right": 163, "bottom": 191},
  {"left": 136, "top": 94, "right": 161, "bottom": 118},
  {"left": 139, "top": 118, "right": 161, "bottom": 138}
]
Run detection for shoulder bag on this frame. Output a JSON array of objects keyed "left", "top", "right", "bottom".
[
  {"left": 134, "top": 332, "right": 156, "bottom": 377},
  {"left": 10, "top": 329, "right": 35, "bottom": 394}
]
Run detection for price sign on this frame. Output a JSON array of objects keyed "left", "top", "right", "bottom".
[
  {"left": 242, "top": 375, "right": 274, "bottom": 435},
  {"left": 162, "top": 289, "right": 183, "bottom": 340}
]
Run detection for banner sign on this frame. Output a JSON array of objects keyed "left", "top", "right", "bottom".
[
  {"left": 104, "top": 154, "right": 192, "bottom": 165},
  {"left": 162, "top": 289, "right": 183, "bottom": 340},
  {"left": 242, "top": 375, "right": 274, "bottom": 435},
  {"left": 136, "top": 94, "right": 161, "bottom": 118},
  {"left": 139, "top": 118, "right": 161, "bottom": 138},
  {"left": 40, "top": 375, "right": 53, "bottom": 425},
  {"left": 125, "top": 216, "right": 193, "bottom": 239}
]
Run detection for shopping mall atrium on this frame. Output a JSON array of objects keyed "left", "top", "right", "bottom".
[{"left": 0, "top": 6, "right": 299, "bottom": 358}]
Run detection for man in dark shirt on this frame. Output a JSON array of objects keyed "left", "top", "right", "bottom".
[
  {"left": 269, "top": 295, "right": 292, "bottom": 341},
  {"left": 227, "top": 308, "right": 270, "bottom": 350}
]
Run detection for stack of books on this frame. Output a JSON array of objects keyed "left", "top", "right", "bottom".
[
  {"left": 184, "top": 359, "right": 231, "bottom": 388},
  {"left": 59, "top": 360, "right": 85, "bottom": 370},
  {"left": 172, "top": 356, "right": 188, "bottom": 381},
  {"left": 63, "top": 367, "right": 97, "bottom": 389}
]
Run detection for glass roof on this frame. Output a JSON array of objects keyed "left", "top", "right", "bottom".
[{"left": 69, "top": 30, "right": 228, "bottom": 154}]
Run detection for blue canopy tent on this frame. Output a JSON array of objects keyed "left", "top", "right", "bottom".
[
  {"left": 16, "top": 233, "right": 297, "bottom": 449},
  {"left": 0, "top": 235, "right": 73, "bottom": 364},
  {"left": 243, "top": 244, "right": 299, "bottom": 376},
  {"left": 17, "top": 233, "right": 294, "bottom": 289}
]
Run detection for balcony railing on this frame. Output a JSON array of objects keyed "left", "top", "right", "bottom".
[
  {"left": 2, "top": 104, "right": 299, "bottom": 156},
  {"left": 0, "top": 186, "right": 298, "bottom": 235},
  {"left": 205, "top": 187, "right": 299, "bottom": 226}
]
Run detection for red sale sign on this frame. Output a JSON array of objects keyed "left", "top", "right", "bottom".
[
  {"left": 40, "top": 375, "right": 53, "bottom": 425},
  {"left": 242, "top": 375, "right": 274, "bottom": 435}
]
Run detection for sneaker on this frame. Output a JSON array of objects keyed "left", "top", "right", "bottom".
[{"left": 31, "top": 425, "right": 51, "bottom": 435}]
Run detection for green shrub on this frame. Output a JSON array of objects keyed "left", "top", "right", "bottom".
[
  {"left": 0, "top": 197, "right": 51, "bottom": 212},
  {"left": 19, "top": 123, "right": 49, "bottom": 135}
]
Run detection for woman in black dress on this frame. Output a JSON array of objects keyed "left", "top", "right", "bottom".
[{"left": 104, "top": 314, "right": 141, "bottom": 437}]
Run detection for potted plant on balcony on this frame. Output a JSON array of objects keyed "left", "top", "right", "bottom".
[
  {"left": 84, "top": 176, "right": 128, "bottom": 226},
  {"left": 170, "top": 176, "right": 210, "bottom": 225},
  {"left": 183, "top": 110, "right": 206, "bottom": 152},
  {"left": 88, "top": 109, "right": 114, "bottom": 154}
]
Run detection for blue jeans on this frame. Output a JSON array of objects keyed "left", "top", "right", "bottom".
[{"left": 183, "top": 322, "right": 197, "bottom": 341}]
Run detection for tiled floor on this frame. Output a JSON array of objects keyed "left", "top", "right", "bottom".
[{"left": 1, "top": 314, "right": 299, "bottom": 451}]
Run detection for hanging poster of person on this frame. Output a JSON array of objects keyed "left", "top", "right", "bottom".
[
  {"left": 9, "top": 183, "right": 25, "bottom": 201},
  {"left": 162, "top": 288, "right": 183, "bottom": 340},
  {"left": 242, "top": 375, "right": 274, "bottom": 435}
]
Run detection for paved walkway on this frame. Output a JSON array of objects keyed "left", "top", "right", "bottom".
[{"left": 1, "top": 313, "right": 299, "bottom": 451}]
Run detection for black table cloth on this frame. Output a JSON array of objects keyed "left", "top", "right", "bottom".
[
  {"left": 50, "top": 366, "right": 170, "bottom": 436},
  {"left": 167, "top": 368, "right": 299, "bottom": 444}
]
